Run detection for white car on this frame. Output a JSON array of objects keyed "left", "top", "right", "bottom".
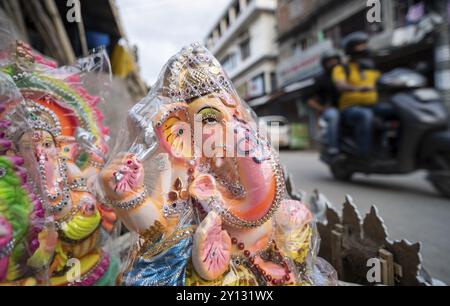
[{"left": 259, "top": 116, "right": 291, "bottom": 149}]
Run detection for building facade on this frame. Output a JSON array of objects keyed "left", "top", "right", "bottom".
[
  {"left": 276, "top": 0, "right": 438, "bottom": 88},
  {"left": 205, "top": 0, "right": 278, "bottom": 105},
  {"left": 274, "top": 0, "right": 443, "bottom": 146},
  {"left": 205, "top": 0, "right": 445, "bottom": 149}
]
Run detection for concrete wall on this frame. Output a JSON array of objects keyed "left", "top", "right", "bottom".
[{"left": 212, "top": 8, "right": 278, "bottom": 99}]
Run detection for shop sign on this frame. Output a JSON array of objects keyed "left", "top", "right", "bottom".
[{"left": 277, "top": 40, "right": 333, "bottom": 87}]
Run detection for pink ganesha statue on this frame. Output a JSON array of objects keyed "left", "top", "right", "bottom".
[{"left": 99, "top": 43, "right": 337, "bottom": 286}]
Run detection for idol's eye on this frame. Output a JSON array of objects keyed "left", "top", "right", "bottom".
[
  {"left": 198, "top": 107, "right": 222, "bottom": 125},
  {"left": 43, "top": 140, "right": 53, "bottom": 148}
]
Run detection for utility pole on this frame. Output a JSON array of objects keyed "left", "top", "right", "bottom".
[{"left": 432, "top": 0, "right": 450, "bottom": 111}]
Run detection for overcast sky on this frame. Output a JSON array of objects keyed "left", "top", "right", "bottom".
[{"left": 116, "top": 0, "right": 231, "bottom": 85}]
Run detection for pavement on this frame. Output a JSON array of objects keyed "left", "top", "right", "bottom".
[{"left": 279, "top": 150, "right": 450, "bottom": 284}]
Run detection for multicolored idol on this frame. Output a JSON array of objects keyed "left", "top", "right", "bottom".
[
  {"left": 99, "top": 43, "right": 337, "bottom": 286},
  {"left": 0, "top": 41, "right": 118, "bottom": 285}
]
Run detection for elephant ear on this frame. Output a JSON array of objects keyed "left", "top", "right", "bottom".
[{"left": 155, "top": 104, "right": 192, "bottom": 159}]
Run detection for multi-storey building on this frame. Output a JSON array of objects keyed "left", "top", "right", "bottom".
[
  {"left": 276, "top": 0, "right": 438, "bottom": 88},
  {"left": 274, "top": 0, "right": 442, "bottom": 146},
  {"left": 204, "top": 0, "right": 278, "bottom": 105}
]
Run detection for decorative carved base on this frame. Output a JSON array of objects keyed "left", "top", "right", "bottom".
[
  {"left": 313, "top": 194, "right": 438, "bottom": 286},
  {"left": 284, "top": 174, "right": 443, "bottom": 286}
]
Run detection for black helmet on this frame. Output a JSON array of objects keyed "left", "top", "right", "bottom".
[
  {"left": 320, "top": 49, "right": 341, "bottom": 67},
  {"left": 342, "top": 32, "right": 369, "bottom": 55}
]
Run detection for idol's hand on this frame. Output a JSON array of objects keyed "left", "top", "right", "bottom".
[
  {"left": 100, "top": 152, "right": 145, "bottom": 201},
  {"left": 192, "top": 211, "right": 231, "bottom": 281}
]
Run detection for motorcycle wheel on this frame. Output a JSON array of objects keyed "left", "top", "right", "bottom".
[
  {"left": 428, "top": 152, "right": 450, "bottom": 198},
  {"left": 329, "top": 156, "right": 353, "bottom": 181}
]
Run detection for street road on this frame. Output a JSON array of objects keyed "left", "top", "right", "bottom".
[{"left": 279, "top": 150, "right": 450, "bottom": 284}]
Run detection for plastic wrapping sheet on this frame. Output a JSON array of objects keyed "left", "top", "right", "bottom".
[
  {"left": 0, "top": 38, "right": 119, "bottom": 285},
  {"left": 0, "top": 71, "right": 47, "bottom": 285},
  {"left": 98, "top": 43, "right": 337, "bottom": 286},
  {"left": 0, "top": 14, "right": 17, "bottom": 68}
]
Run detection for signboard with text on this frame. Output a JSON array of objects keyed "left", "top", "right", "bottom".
[{"left": 277, "top": 40, "right": 333, "bottom": 87}]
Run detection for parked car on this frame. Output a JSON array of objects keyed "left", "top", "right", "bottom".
[{"left": 259, "top": 115, "right": 291, "bottom": 149}]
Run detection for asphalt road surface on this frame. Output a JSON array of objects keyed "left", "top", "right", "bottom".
[{"left": 279, "top": 150, "right": 450, "bottom": 284}]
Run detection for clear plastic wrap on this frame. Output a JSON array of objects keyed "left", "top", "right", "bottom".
[
  {"left": 1, "top": 71, "right": 47, "bottom": 285},
  {"left": 98, "top": 43, "right": 337, "bottom": 286},
  {"left": 0, "top": 39, "right": 119, "bottom": 285}
]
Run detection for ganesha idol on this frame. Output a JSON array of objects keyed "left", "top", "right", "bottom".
[
  {"left": 99, "top": 43, "right": 336, "bottom": 286},
  {"left": 0, "top": 42, "right": 118, "bottom": 285}
]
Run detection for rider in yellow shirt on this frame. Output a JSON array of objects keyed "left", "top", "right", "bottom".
[
  {"left": 331, "top": 32, "right": 390, "bottom": 156},
  {"left": 332, "top": 62, "right": 380, "bottom": 110}
]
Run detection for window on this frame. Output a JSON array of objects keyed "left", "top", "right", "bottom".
[
  {"left": 240, "top": 37, "right": 251, "bottom": 60},
  {"left": 206, "top": 37, "right": 214, "bottom": 49},
  {"left": 234, "top": 1, "right": 241, "bottom": 16},
  {"left": 247, "top": 73, "right": 265, "bottom": 98},
  {"left": 292, "top": 41, "right": 302, "bottom": 55},
  {"left": 270, "top": 72, "right": 277, "bottom": 92},
  {"left": 340, "top": 9, "right": 383, "bottom": 37},
  {"left": 325, "top": 26, "right": 341, "bottom": 49},
  {"left": 221, "top": 52, "right": 237, "bottom": 72},
  {"left": 288, "top": 0, "right": 304, "bottom": 20},
  {"left": 292, "top": 35, "right": 314, "bottom": 55},
  {"left": 323, "top": 8, "right": 384, "bottom": 48}
]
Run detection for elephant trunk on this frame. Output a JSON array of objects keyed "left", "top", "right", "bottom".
[{"left": 222, "top": 151, "right": 282, "bottom": 224}]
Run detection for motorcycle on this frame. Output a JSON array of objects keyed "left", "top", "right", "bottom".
[{"left": 320, "top": 68, "right": 450, "bottom": 198}]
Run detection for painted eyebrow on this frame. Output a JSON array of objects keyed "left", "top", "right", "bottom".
[{"left": 197, "top": 106, "right": 221, "bottom": 113}]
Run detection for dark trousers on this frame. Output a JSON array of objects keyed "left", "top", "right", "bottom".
[
  {"left": 322, "top": 107, "right": 340, "bottom": 151},
  {"left": 341, "top": 103, "right": 396, "bottom": 155}
]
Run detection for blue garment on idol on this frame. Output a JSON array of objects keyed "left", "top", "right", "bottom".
[{"left": 122, "top": 230, "right": 193, "bottom": 286}]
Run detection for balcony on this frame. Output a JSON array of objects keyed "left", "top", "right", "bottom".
[
  {"left": 277, "top": 0, "right": 336, "bottom": 42},
  {"left": 207, "top": 0, "right": 276, "bottom": 55}
]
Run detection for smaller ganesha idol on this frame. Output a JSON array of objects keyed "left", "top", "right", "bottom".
[
  {"left": 99, "top": 43, "right": 337, "bottom": 286},
  {"left": 0, "top": 42, "right": 118, "bottom": 285},
  {"left": 0, "top": 130, "right": 45, "bottom": 285},
  {"left": 0, "top": 73, "right": 45, "bottom": 285}
]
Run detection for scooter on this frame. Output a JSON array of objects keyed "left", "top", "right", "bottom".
[{"left": 320, "top": 68, "right": 450, "bottom": 198}]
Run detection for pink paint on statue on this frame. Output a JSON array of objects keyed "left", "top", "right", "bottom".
[{"left": 0, "top": 216, "right": 13, "bottom": 281}]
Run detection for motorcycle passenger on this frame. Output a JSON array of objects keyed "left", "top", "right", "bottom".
[
  {"left": 308, "top": 49, "right": 342, "bottom": 156},
  {"left": 331, "top": 32, "right": 385, "bottom": 156}
]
